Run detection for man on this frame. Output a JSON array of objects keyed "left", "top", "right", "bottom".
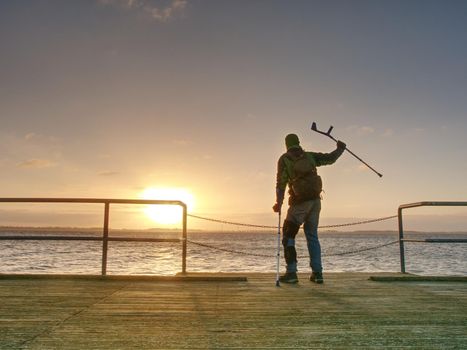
[{"left": 273, "top": 133, "right": 346, "bottom": 284}]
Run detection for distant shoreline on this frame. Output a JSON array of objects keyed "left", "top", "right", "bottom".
[{"left": 1, "top": 226, "right": 467, "bottom": 235}]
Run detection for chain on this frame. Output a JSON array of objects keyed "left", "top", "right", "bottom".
[
  {"left": 188, "top": 214, "right": 276, "bottom": 229},
  {"left": 318, "top": 215, "right": 398, "bottom": 228},
  {"left": 319, "top": 240, "right": 399, "bottom": 257},
  {"left": 187, "top": 240, "right": 275, "bottom": 258},
  {"left": 188, "top": 213, "right": 398, "bottom": 229},
  {"left": 187, "top": 239, "right": 399, "bottom": 258},
  {"left": 186, "top": 213, "right": 399, "bottom": 258}
]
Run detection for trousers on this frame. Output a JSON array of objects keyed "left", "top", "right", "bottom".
[{"left": 282, "top": 198, "right": 322, "bottom": 273}]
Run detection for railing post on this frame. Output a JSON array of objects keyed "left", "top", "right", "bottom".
[
  {"left": 102, "top": 202, "right": 110, "bottom": 276},
  {"left": 398, "top": 207, "right": 406, "bottom": 273},
  {"left": 182, "top": 203, "right": 187, "bottom": 274}
]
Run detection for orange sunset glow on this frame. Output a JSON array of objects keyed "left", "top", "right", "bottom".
[
  {"left": 140, "top": 187, "right": 195, "bottom": 225},
  {"left": 0, "top": 0, "right": 466, "bottom": 232}
]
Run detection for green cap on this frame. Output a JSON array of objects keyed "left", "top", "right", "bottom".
[{"left": 285, "top": 133, "right": 300, "bottom": 150}]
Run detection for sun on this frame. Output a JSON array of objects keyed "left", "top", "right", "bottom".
[{"left": 140, "top": 187, "right": 194, "bottom": 225}]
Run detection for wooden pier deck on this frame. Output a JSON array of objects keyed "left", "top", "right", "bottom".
[{"left": 1, "top": 273, "right": 466, "bottom": 349}]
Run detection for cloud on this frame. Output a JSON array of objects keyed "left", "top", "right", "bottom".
[
  {"left": 1, "top": 132, "right": 62, "bottom": 169},
  {"left": 357, "top": 164, "right": 369, "bottom": 172},
  {"left": 245, "top": 113, "right": 259, "bottom": 121},
  {"left": 16, "top": 159, "right": 56, "bottom": 169},
  {"left": 97, "top": 154, "right": 112, "bottom": 159},
  {"left": 358, "top": 126, "right": 374, "bottom": 135},
  {"left": 381, "top": 128, "right": 394, "bottom": 137},
  {"left": 172, "top": 139, "right": 192, "bottom": 146},
  {"left": 97, "top": 171, "right": 120, "bottom": 176},
  {"left": 347, "top": 125, "right": 375, "bottom": 136},
  {"left": 99, "top": 0, "right": 188, "bottom": 22},
  {"left": 23, "top": 132, "right": 60, "bottom": 143},
  {"left": 24, "top": 132, "right": 37, "bottom": 140},
  {"left": 147, "top": 0, "right": 187, "bottom": 22},
  {"left": 248, "top": 171, "right": 268, "bottom": 181}
]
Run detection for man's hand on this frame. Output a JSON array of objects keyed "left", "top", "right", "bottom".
[
  {"left": 272, "top": 203, "right": 282, "bottom": 213},
  {"left": 337, "top": 140, "right": 346, "bottom": 150}
]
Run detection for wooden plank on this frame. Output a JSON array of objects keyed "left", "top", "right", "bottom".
[
  {"left": 0, "top": 273, "right": 247, "bottom": 282},
  {"left": 0, "top": 273, "right": 466, "bottom": 349}
]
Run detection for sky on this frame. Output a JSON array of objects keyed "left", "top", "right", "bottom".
[{"left": 1, "top": 0, "right": 467, "bottom": 231}]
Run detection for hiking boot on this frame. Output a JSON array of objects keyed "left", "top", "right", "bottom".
[
  {"left": 310, "top": 272, "right": 324, "bottom": 284},
  {"left": 279, "top": 272, "right": 298, "bottom": 284}
]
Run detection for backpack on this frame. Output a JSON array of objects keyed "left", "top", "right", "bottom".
[{"left": 289, "top": 153, "right": 322, "bottom": 200}]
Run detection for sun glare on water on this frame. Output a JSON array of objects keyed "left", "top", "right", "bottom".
[{"left": 141, "top": 187, "right": 194, "bottom": 225}]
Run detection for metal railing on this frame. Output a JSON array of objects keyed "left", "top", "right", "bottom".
[
  {"left": 398, "top": 201, "right": 467, "bottom": 273},
  {"left": 0, "top": 198, "right": 187, "bottom": 275}
]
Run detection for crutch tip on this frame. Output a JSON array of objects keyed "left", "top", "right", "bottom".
[{"left": 275, "top": 280, "right": 280, "bottom": 287}]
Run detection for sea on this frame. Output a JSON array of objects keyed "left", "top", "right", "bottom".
[{"left": 1, "top": 229, "right": 466, "bottom": 276}]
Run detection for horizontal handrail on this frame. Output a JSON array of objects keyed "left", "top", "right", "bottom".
[
  {"left": 0, "top": 236, "right": 181, "bottom": 242},
  {"left": 0, "top": 197, "right": 186, "bottom": 206},
  {"left": 0, "top": 198, "right": 187, "bottom": 275},
  {"left": 398, "top": 201, "right": 467, "bottom": 273},
  {"left": 399, "top": 201, "right": 467, "bottom": 210}
]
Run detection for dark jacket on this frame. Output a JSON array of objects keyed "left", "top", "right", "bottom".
[{"left": 276, "top": 145, "right": 345, "bottom": 205}]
